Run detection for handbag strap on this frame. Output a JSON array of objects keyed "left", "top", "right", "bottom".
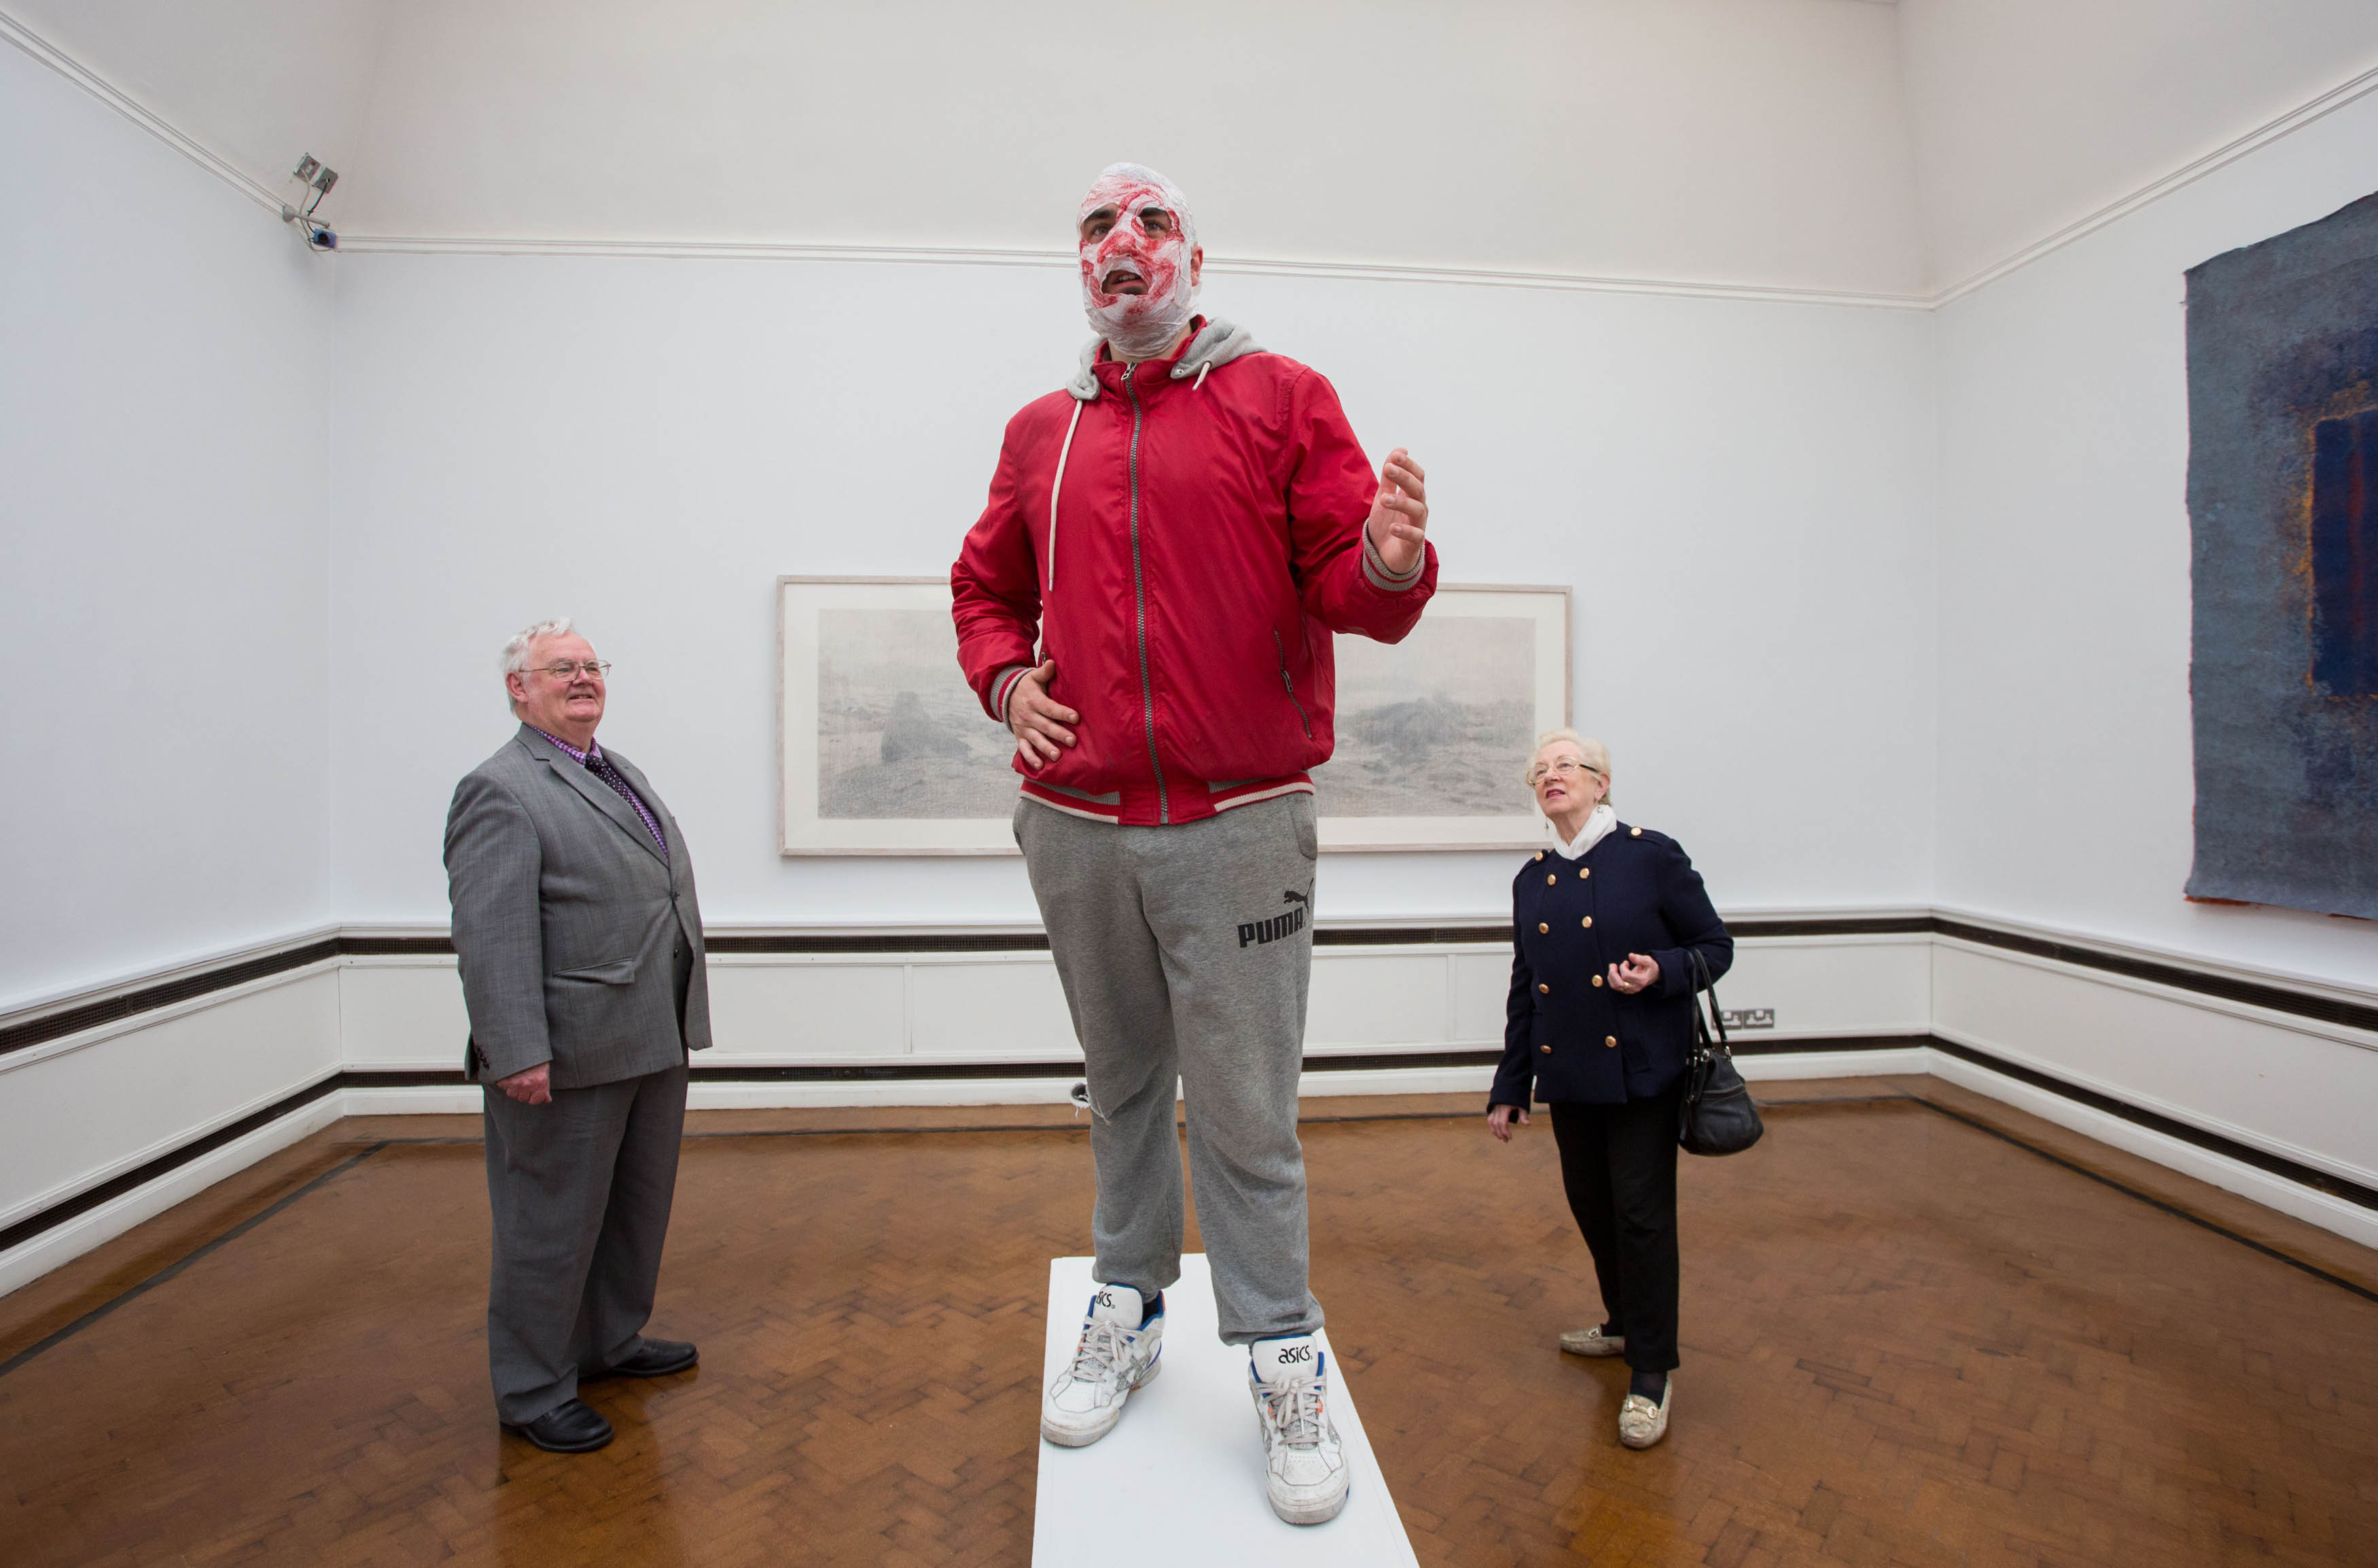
[{"left": 1686, "top": 948, "right": 1726, "bottom": 1052}]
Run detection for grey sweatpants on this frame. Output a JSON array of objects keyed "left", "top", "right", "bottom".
[{"left": 1015, "top": 791, "right": 1322, "bottom": 1344}]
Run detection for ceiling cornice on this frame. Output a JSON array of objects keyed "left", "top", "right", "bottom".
[
  {"left": 1930, "top": 54, "right": 2378, "bottom": 306},
  {"left": 0, "top": 5, "right": 282, "bottom": 215},
  {"left": 6, "top": 4, "right": 2375, "bottom": 315}
]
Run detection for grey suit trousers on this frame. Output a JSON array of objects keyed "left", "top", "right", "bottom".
[{"left": 482, "top": 936, "right": 694, "bottom": 1425}]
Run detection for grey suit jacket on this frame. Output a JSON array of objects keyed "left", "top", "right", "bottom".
[{"left": 444, "top": 724, "right": 713, "bottom": 1089}]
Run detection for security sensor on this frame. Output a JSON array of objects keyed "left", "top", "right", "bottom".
[{"left": 282, "top": 153, "right": 340, "bottom": 253}]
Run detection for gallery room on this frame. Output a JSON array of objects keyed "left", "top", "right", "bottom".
[{"left": 3, "top": 0, "right": 2376, "bottom": 1562}]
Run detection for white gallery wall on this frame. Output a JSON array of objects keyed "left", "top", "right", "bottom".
[
  {"left": 0, "top": 29, "right": 348, "bottom": 1291},
  {"left": 7, "top": 0, "right": 2378, "bottom": 1287},
  {"left": 325, "top": 255, "right": 1938, "bottom": 929},
  {"left": 1923, "top": 68, "right": 2378, "bottom": 1233},
  {"left": 0, "top": 37, "right": 337, "bottom": 1012}
]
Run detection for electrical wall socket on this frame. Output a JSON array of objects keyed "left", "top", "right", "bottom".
[{"left": 1719, "top": 1008, "right": 1775, "bottom": 1030}]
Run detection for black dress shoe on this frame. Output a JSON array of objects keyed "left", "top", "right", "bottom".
[
  {"left": 501, "top": 1398, "right": 614, "bottom": 1453},
  {"left": 587, "top": 1337, "right": 699, "bottom": 1380}
]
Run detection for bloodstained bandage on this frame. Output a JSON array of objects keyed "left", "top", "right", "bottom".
[{"left": 1077, "top": 162, "right": 1199, "bottom": 361}]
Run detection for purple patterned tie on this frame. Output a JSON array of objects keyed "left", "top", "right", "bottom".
[
  {"left": 586, "top": 751, "right": 667, "bottom": 855},
  {"left": 533, "top": 729, "right": 667, "bottom": 855}
]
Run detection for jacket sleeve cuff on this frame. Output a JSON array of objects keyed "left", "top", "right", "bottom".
[
  {"left": 989, "top": 664, "right": 1033, "bottom": 724},
  {"left": 1361, "top": 525, "right": 1427, "bottom": 592},
  {"left": 474, "top": 1039, "right": 552, "bottom": 1083}
]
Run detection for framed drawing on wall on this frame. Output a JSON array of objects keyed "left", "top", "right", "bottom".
[
  {"left": 1312, "top": 584, "right": 1570, "bottom": 851},
  {"left": 778, "top": 576, "right": 1570, "bottom": 855}
]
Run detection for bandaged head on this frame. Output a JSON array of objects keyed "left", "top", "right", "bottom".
[{"left": 1078, "top": 162, "right": 1201, "bottom": 362}]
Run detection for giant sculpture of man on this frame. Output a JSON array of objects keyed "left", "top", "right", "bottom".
[{"left": 951, "top": 163, "right": 1436, "bottom": 1524}]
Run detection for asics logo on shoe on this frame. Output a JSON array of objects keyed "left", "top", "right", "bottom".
[
  {"left": 1095, "top": 1289, "right": 1115, "bottom": 1308},
  {"left": 1275, "top": 1343, "right": 1314, "bottom": 1364}
]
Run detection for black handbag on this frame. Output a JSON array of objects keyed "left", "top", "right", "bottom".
[{"left": 1678, "top": 949, "right": 1764, "bottom": 1156}]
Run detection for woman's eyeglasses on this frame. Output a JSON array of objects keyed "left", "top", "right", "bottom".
[{"left": 1529, "top": 759, "right": 1599, "bottom": 785}]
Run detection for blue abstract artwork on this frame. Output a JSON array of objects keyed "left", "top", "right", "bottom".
[{"left": 2186, "top": 190, "right": 2378, "bottom": 919}]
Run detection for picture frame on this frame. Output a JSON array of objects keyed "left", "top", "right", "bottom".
[{"left": 777, "top": 576, "right": 1572, "bottom": 856}]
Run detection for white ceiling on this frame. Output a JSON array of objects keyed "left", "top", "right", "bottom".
[{"left": 7, "top": 0, "right": 2375, "bottom": 297}]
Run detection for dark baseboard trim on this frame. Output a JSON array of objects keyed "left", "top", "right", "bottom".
[
  {"left": 12, "top": 1037, "right": 2375, "bottom": 1269},
  {"left": 1932, "top": 919, "right": 2378, "bottom": 1034},
  {"left": 18, "top": 915, "right": 2369, "bottom": 1064},
  {"left": 1929, "top": 1038, "right": 2378, "bottom": 1213},
  {"left": 1730, "top": 1033, "right": 1931, "bottom": 1056},
  {"left": 0, "top": 939, "right": 341, "bottom": 1058},
  {"left": 1726, "top": 916, "right": 1934, "bottom": 938},
  {"left": 0, "top": 1075, "right": 343, "bottom": 1257}
]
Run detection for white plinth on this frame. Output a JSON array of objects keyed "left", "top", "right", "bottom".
[{"left": 1032, "top": 1255, "right": 1419, "bottom": 1567}]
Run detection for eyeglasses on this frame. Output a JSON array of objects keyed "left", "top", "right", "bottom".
[
  {"left": 529, "top": 660, "right": 611, "bottom": 679},
  {"left": 1528, "top": 758, "right": 1600, "bottom": 785}
]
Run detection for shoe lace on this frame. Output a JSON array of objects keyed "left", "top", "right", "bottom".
[
  {"left": 1067, "top": 1317, "right": 1131, "bottom": 1385},
  {"left": 1260, "top": 1378, "right": 1326, "bottom": 1448}
]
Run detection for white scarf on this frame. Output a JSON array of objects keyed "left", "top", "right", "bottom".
[{"left": 1550, "top": 802, "right": 1618, "bottom": 860}]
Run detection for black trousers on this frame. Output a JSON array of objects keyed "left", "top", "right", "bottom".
[{"left": 1549, "top": 1088, "right": 1682, "bottom": 1374}]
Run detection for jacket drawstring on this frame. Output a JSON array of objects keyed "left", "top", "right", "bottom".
[{"left": 1049, "top": 397, "right": 1083, "bottom": 590}]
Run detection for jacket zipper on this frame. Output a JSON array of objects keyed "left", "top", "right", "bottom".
[
  {"left": 1122, "top": 363, "right": 1169, "bottom": 822},
  {"left": 1273, "top": 628, "right": 1313, "bottom": 739}
]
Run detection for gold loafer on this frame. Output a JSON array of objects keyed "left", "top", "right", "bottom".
[
  {"left": 1618, "top": 1376, "right": 1672, "bottom": 1449},
  {"left": 1559, "top": 1325, "right": 1627, "bottom": 1357}
]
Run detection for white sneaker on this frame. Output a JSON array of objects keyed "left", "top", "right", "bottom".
[
  {"left": 1618, "top": 1374, "right": 1672, "bottom": 1450},
  {"left": 1041, "top": 1283, "right": 1163, "bottom": 1446},
  {"left": 1249, "top": 1336, "right": 1348, "bottom": 1525}
]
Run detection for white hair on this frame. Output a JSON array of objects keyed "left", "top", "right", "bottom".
[
  {"left": 501, "top": 618, "right": 575, "bottom": 714},
  {"left": 1523, "top": 728, "right": 1612, "bottom": 804}
]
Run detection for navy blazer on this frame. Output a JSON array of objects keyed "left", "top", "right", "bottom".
[{"left": 1491, "top": 823, "right": 1733, "bottom": 1107}]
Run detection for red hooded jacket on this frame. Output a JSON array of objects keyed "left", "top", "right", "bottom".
[{"left": 951, "top": 321, "right": 1439, "bottom": 826}]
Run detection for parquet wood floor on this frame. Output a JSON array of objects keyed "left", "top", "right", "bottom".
[{"left": 3, "top": 1081, "right": 2373, "bottom": 1566}]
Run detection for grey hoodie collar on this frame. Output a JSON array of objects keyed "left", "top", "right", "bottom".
[{"left": 1065, "top": 317, "right": 1262, "bottom": 402}]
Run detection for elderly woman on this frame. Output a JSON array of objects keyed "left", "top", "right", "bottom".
[{"left": 1487, "top": 730, "right": 1732, "bottom": 1450}]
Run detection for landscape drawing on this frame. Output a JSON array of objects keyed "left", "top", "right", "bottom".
[
  {"left": 781, "top": 578, "right": 1567, "bottom": 853},
  {"left": 1313, "top": 616, "right": 1539, "bottom": 819},
  {"left": 817, "top": 608, "right": 1018, "bottom": 819}
]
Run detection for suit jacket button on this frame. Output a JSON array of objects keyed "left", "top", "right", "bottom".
[
  {"left": 1534, "top": 851, "right": 1544, "bottom": 861},
  {"left": 1582, "top": 916, "right": 1593, "bottom": 928},
  {"left": 1581, "top": 868, "right": 1591, "bottom": 878},
  {"left": 1538, "top": 922, "right": 1549, "bottom": 933},
  {"left": 1540, "top": 1044, "right": 1552, "bottom": 1054},
  {"left": 1605, "top": 1035, "right": 1618, "bottom": 1048},
  {"left": 1538, "top": 982, "right": 1550, "bottom": 994},
  {"left": 1546, "top": 873, "right": 1557, "bottom": 885},
  {"left": 1630, "top": 826, "right": 1642, "bottom": 837},
  {"left": 1591, "top": 975, "right": 1604, "bottom": 986}
]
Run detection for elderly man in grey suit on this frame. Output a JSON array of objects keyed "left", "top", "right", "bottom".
[{"left": 445, "top": 617, "right": 709, "bottom": 1454}]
